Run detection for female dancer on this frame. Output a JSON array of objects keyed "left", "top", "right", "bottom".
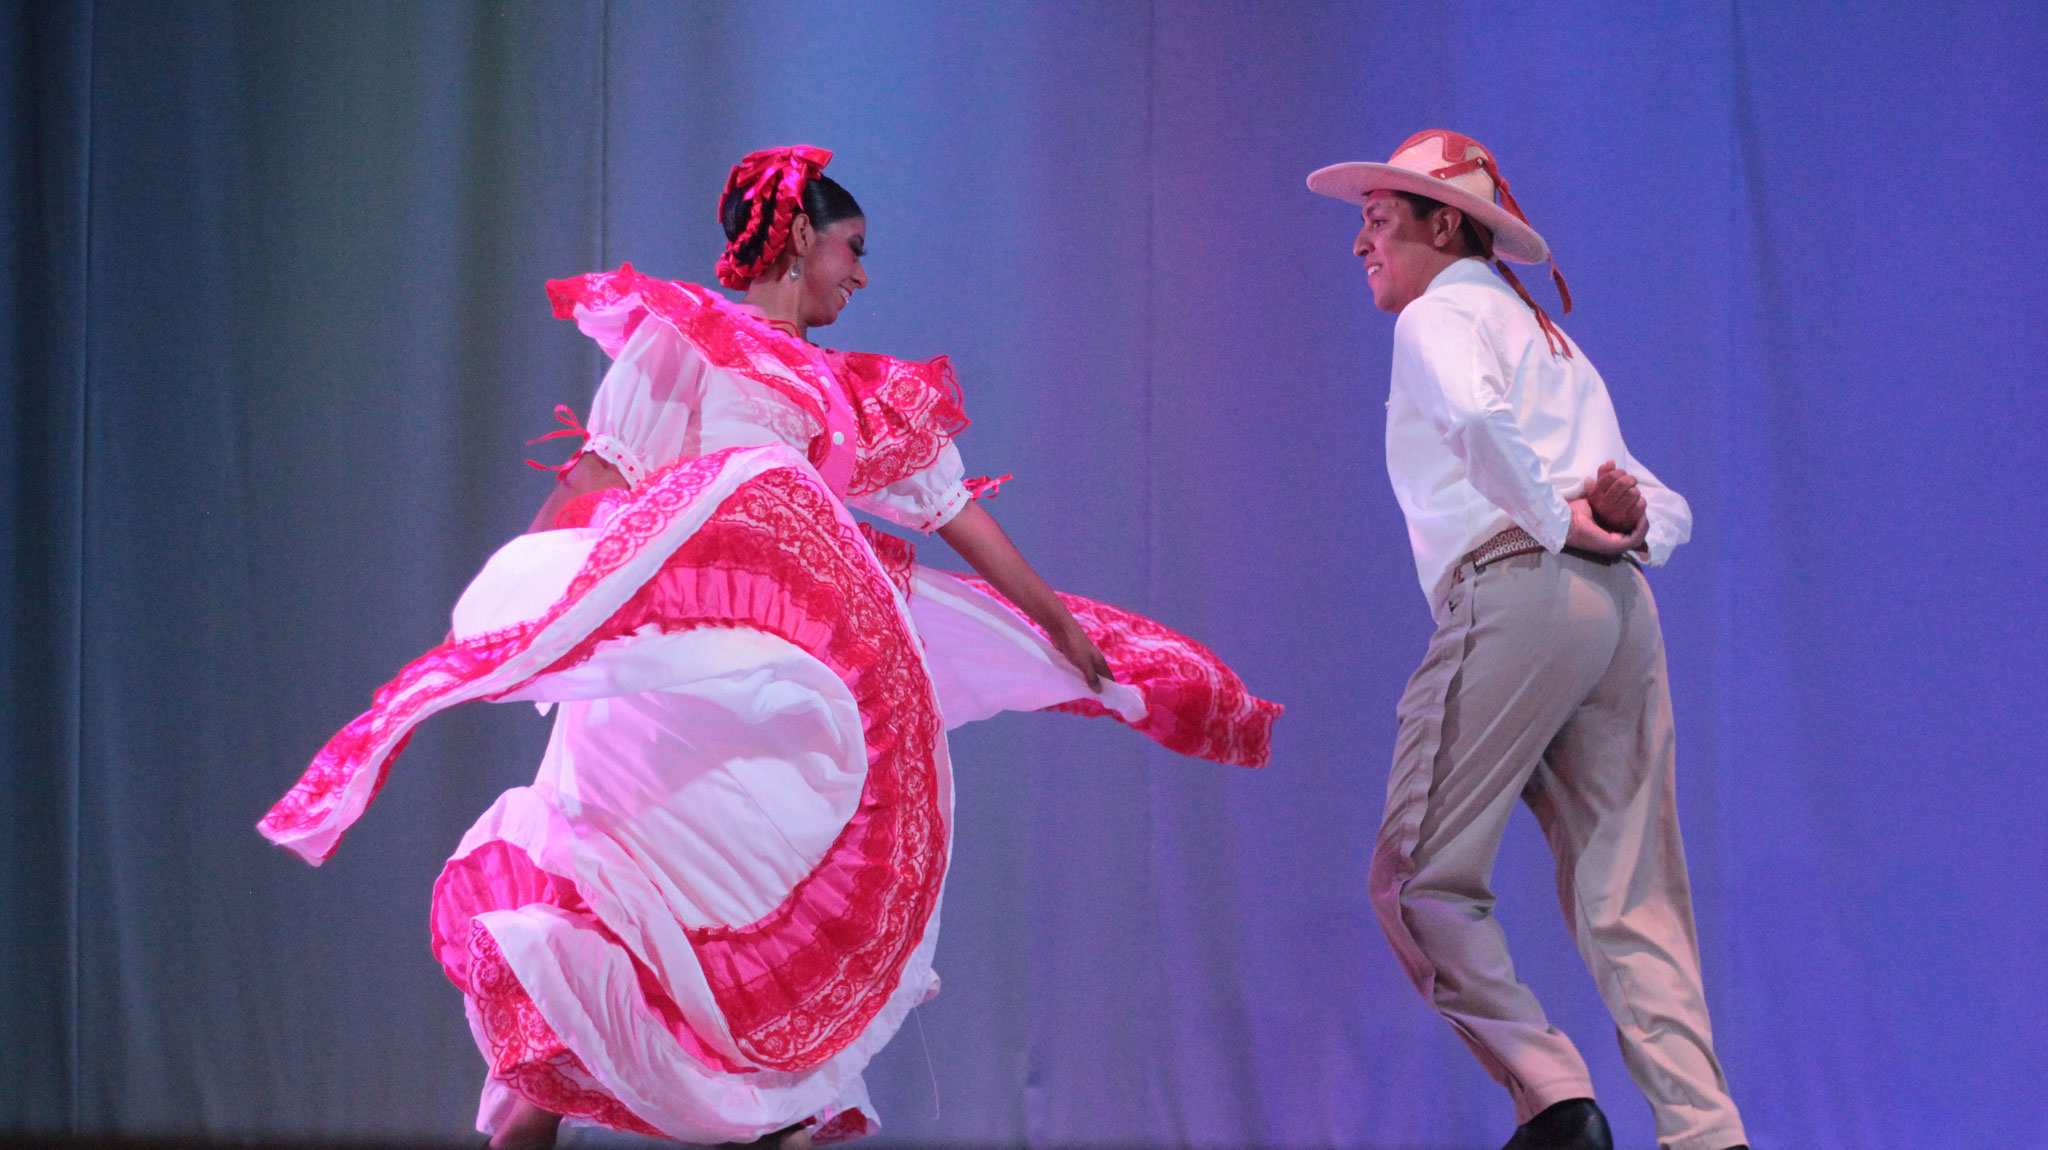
[{"left": 259, "top": 146, "right": 1278, "bottom": 1149}]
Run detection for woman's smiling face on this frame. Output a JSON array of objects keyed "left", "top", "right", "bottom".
[{"left": 797, "top": 215, "right": 868, "bottom": 328}]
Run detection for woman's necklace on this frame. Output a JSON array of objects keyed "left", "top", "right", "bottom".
[{"left": 762, "top": 317, "right": 802, "bottom": 340}]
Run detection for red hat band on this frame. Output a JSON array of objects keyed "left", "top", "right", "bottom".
[{"left": 1397, "top": 130, "right": 1576, "bottom": 358}]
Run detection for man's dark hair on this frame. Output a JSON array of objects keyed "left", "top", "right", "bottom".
[
  {"left": 1394, "top": 190, "right": 1494, "bottom": 261},
  {"left": 720, "top": 174, "right": 864, "bottom": 271}
]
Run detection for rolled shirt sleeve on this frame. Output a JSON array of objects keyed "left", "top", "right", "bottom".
[{"left": 1625, "top": 451, "right": 1692, "bottom": 566}]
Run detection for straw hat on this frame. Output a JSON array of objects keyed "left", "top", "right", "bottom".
[{"left": 1307, "top": 130, "right": 1548, "bottom": 264}]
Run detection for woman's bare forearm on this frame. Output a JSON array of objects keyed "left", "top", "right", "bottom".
[
  {"left": 936, "top": 503, "right": 1065, "bottom": 627},
  {"left": 936, "top": 501, "right": 1112, "bottom": 687}
]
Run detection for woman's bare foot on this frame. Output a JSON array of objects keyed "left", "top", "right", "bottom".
[{"left": 490, "top": 1099, "right": 562, "bottom": 1150}]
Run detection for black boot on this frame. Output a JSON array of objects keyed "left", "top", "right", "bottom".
[{"left": 1501, "top": 1097, "right": 1613, "bottom": 1150}]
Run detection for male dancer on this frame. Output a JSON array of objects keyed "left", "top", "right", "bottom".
[{"left": 1308, "top": 131, "right": 1748, "bottom": 1150}]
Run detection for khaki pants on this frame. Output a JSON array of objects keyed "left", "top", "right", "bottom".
[{"left": 1370, "top": 548, "right": 1746, "bottom": 1150}]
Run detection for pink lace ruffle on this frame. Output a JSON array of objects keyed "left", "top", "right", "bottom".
[
  {"left": 265, "top": 450, "right": 947, "bottom": 1095},
  {"left": 547, "top": 266, "right": 973, "bottom": 497},
  {"left": 828, "top": 350, "right": 970, "bottom": 496},
  {"left": 532, "top": 469, "right": 947, "bottom": 1073},
  {"left": 548, "top": 267, "right": 836, "bottom": 451},
  {"left": 256, "top": 451, "right": 731, "bottom": 861},
  {"left": 467, "top": 923, "right": 669, "bottom": 1138},
  {"left": 857, "top": 522, "right": 916, "bottom": 600},
  {"left": 958, "top": 576, "right": 1282, "bottom": 768},
  {"left": 432, "top": 841, "right": 757, "bottom": 1078}
]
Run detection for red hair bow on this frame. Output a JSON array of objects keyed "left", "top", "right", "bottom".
[{"left": 715, "top": 145, "right": 834, "bottom": 290}]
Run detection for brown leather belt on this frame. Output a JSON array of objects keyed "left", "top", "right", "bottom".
[{"left": 1467, "top": 525, "right": 1546, "bottom": 570}]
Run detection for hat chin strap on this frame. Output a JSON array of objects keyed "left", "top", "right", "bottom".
[
  {"left": 1492, "top": 260, "right": 1573, "bottom": 360},
  {"left": 1429, "top": 153, "right": 1576, "bottom": 360}
]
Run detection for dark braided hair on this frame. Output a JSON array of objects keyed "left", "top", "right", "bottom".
[{"left": 719, "top": 174, "right": 864, "bottom": 281}]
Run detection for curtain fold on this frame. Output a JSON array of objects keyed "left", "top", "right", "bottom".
[{"left": 1, "top": 0, "right": 91, "bottom": 1128}]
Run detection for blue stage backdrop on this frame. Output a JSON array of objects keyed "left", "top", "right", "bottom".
[{"left": 4, "top": 3, "right": 2044, "bottom": 1148}]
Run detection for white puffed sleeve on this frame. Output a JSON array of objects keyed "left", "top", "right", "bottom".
[
  {"left": 584, "top": 318, "right": 825, "bottom": 486},
  {"left": 582, "top": 318, "right": 708, "bottom": 487},
  {"left": 846, "top": 440, "right": 972, "bottom": 534}
]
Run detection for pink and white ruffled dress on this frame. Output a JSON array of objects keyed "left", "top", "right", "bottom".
[{"left": 259, "top": 266, "right": 1280, "bottom": 1145}]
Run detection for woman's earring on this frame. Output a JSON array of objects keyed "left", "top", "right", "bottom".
[{"left": 786, "top": 260, "right": 802, "bottom": 281}]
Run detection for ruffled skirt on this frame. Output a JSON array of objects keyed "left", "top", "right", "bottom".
[{"left": 259, "top": 444, "right": 1278, "bottom": 1143}]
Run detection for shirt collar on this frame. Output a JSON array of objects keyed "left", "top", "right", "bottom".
[{"left": 1424, "top": 256, "right": 1503, "bottom": 296}]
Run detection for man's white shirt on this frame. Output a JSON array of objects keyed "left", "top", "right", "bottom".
[{"left": 1386, "top": 257, "right": 1691, "bottom": 605}]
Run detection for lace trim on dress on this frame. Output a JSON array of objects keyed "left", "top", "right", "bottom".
[
  {"left": 547, "top": 266, "right": 972, "bottom": 498},
  {"left": 468, "top": 923, "right": 668, "bottom": 1138},
  {"left": 433, "top": 840, "right": 760, "bottom": 1080},
  {"left": 265, "top": 450, "right": 947, "bottom": 1080},
  {"left": 828, "top": 350, "right": 971, "bottom": 496},
  {"left": 257, "top": 451, "right": 727, "bottom": 861},
  {"left": 550, "top": 266, "right": 838, "bottom": 442},
  {"left": 857, "top": 523, "right": 916, "bottom": 600},
  {"left": 957, "top": 576, "right": 1282, "bottom": 768},
  {"left": 551, "top": 488, "right": 630, "bottom": 530},
  {"left": 522, "top": 468, "right": 948, "bottom": 1074}
]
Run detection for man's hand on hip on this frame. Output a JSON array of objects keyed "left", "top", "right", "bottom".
[
  {"left": 1567, "top": 495, "right": 1649, "bottom": 556},
  {"left": 1587, "top": 460, "right": 1647, "bottom": 535}
]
